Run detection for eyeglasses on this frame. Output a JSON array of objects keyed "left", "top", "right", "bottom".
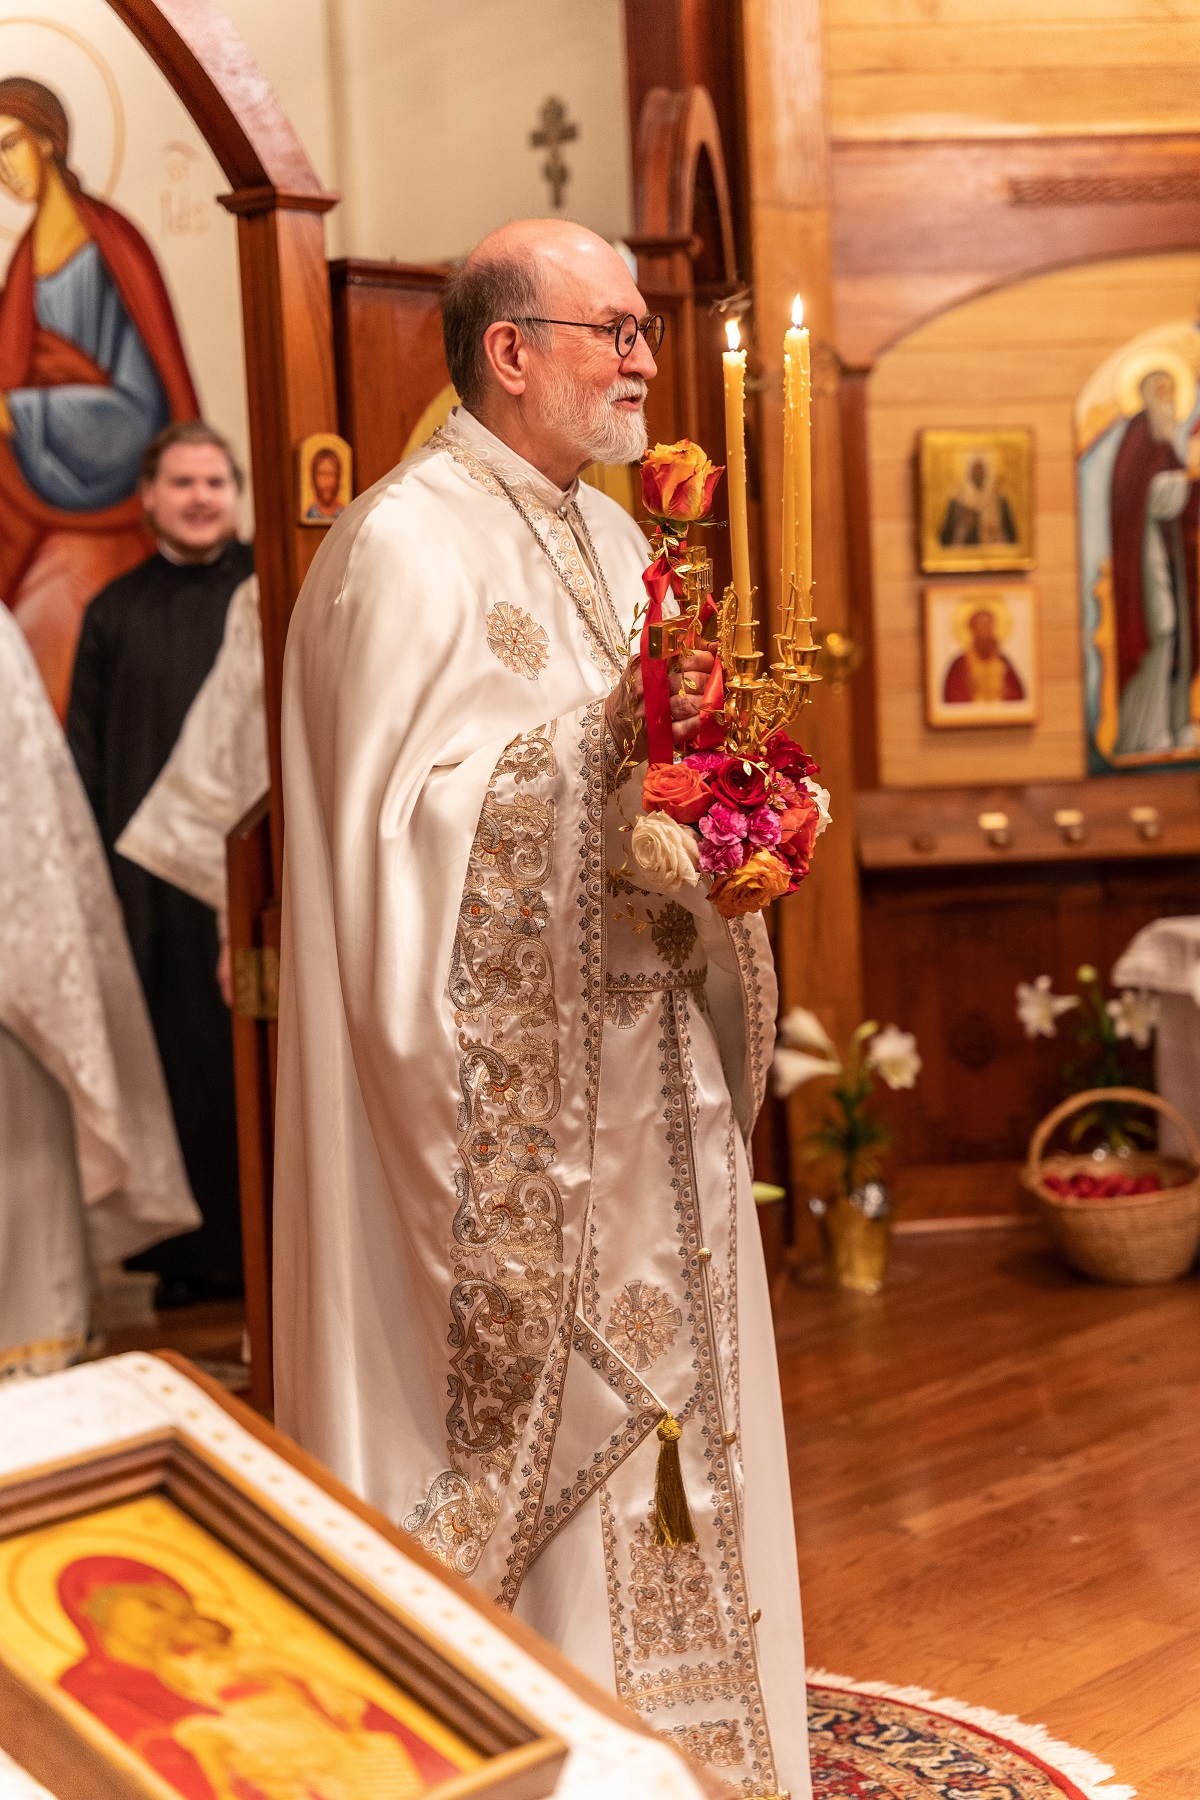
[{"left": 513, "top": 313, "right": 665, "bottom": 358}]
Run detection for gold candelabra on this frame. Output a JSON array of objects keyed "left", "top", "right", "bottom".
[
  {"left": 714, "top": 571, "right": 821, "bottom": 758},
  {"left": 646, "top": 545, "right": 822, "bottom": 760}
]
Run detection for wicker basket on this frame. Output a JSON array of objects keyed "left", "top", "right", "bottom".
[{"left": 1022, "top": 1086, "right": 1200, "bottom": 1285}]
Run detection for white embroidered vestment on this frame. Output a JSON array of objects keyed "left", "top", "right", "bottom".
[{"left": 274, "top": 407, "right": 810, "bottom": 1798}]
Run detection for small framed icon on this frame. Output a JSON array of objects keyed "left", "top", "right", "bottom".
[
  {"left": 297, "top": 432, "right": 352, "bottom": 526},
  {"left": 924, "top": 582, "right": 1039, "bottom": 728}
]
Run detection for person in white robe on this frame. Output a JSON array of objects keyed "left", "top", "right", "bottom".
[
  {"left": 274, "top": 220, "right": 809, "bottom": 1800},
  {"left": 116, "top": 574, "right": 269, "bottom": 1003},
  {"left": 0, "top": 607, "right": 199, "bottom": 1380}
]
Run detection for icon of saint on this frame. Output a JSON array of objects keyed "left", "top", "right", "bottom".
[
  {"left": 0, "top": 76, "right": 199, "bottom": 714},
  {"left": 1110, "top": 367, "right": 1200, "bottom": 756},
  {"left": 939, "top": 453, "right": 1018, "bottom": 548},
  {"left": 942, "top": 604, "right": 1025, "bottom": 705},
  {"left": 55, "top": 1555, "right": 461, "bottom": 1800},
  {"left": 305, "top": 446, "right": 344, "bottom": 521}
]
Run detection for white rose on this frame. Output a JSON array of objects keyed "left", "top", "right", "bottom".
[
  {"left": 630, "top": 811, "right": 701, "bottom": 893},
  {"left": 803, "top": 777, "right": 832, "bottom": 838},
  {"left": 866, "top": 1024, "right": 921, "bottom": 1090}
]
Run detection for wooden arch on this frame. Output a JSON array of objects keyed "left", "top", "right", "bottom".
[
  {"left": 105, "top": 0, "right": 341, "bottom": 1409},
  {"left": 629, "top": 84, "right": 738, "bottom": 458}
]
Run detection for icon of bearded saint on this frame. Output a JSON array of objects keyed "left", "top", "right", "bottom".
[
  {"left": 0, "top": 76, "right": 199, "bottom": 715},
  {"left": 55, "top": 1556, "right": 462, "bottom": 1800},
  {"left": 1110, "top": 368, "right": 1200, "bottom": 757}
]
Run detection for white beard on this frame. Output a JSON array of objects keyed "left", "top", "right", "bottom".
[{"left": 541, "top": 372, "right": 648, "bottom": 466}]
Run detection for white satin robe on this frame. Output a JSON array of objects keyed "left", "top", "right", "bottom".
[{"left": 274, "top": 407, "right": 810, "bottom": 1799}]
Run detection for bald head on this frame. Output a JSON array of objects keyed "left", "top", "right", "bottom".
[{"left": 440, "top": 218, "right": 656, "bottom": 487}]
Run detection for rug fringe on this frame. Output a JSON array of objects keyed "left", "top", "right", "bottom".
[{"left": 807, "top": 1668, "right": 1137, "bottom": 1800}]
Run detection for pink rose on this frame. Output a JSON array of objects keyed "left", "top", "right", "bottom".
[{"left": 685, "top": 750, "right": 726, "bottom": 775}]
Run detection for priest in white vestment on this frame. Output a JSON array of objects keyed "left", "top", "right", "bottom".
[
  {"left": 274, "top": 221, "right": 809, "bottom": 1799},
  {"left": 0, "top": 607, "right": 198, "bottom": 1379}
]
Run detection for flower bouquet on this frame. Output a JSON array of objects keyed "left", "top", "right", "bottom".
[
  {"left": 771, "top": 1009, "right": 921, "bottom": 1293},
  {"left": 1016, "top": 963, "right": 1156, "bottom": 1153},
  {"left": 628, "top": 438, "right": 830, "bottom": 919}
]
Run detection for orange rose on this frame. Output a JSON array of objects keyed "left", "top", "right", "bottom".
[
  {"left": 642, "top": 762, "right": 714, "bottom": 825},
  {"left": 641, "top": 439, "right": 724, "bottom": 524},
  {"left": 708, "top": 849, "right": 792, "bottom": 918},
  {"left": 778, "top": 790, "right": 821, "bottom": 863}
]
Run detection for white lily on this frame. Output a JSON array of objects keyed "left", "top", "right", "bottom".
[
  {"left": 1106, "top": 989, "right": 1158, "bottom": 1049},
  {"left": 778, "top": 1005, "right": 838, "bottom": 1057},
  {"left": 1016, "top": 974, "right": 1079, "bottom": 1039},
  {"left": 771, "top": 1046, "right": 842, "bottom": 1098},
  {"left": 866, "top": 1025, "right": 921, "bottom": 1090}
]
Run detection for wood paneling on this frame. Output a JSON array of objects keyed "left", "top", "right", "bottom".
[
  {"left": 859, "top": 854, "right": 1193, "bottom": 1173},
  {"left": 330, "top": 261, "right": 452, "bottom": 492},
  {"left": 832, "top": 135, "right": 1200, "bottom": 366},
  {"left": 856, "top": 772, "right": 1200, "bottom": 872},
  {"left": 865, "top": 251, "right": 1200, "bottom": 790},
  {"left": 823, "top": 0, "right": 1200, "bottom": 140},
  {"left": 779, "top": 1231, "right": 1200, "bottom": 1794}
]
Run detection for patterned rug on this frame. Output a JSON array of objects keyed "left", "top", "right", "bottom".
[{"left": 807, "top": 1673, "right": 1136, "bottom": 1800}]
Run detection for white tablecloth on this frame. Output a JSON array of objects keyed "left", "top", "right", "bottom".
[{"left": 1113, "top": 916, "right": 1200, "bottom": 1158}]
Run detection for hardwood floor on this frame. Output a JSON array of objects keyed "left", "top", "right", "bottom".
[{"left": 776, "top": 1227, "right": 1200, "bottom": 1798}]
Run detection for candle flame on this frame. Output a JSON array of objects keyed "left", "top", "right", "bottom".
[
  {"left": 792, "top": 294, "right": 804, "bottom": 328},
  {"left": 725, "top": 319, "right": 741, "bottom": 351}
]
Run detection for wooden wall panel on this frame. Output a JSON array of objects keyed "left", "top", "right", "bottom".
[
  {"left": 866, "top": 249, "right": 1200, "bottom": 790},
  {"left": 823, "top": 0, "right": 1200, "bottom": 140},
  {"left": 861, "top": 855, "right": 1198, "bottom": 1172}
]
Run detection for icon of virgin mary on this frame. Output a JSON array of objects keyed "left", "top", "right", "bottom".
[
  {"left": 55, "top": 1555, "right": 462, "bottom": 1800},
  {"left": 0, "top": 76, "right": 199, "bottom": 715}
]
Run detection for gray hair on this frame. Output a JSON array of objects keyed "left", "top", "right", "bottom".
[{"left": 441, "top": 255, "right": 550, "bottom": 408}]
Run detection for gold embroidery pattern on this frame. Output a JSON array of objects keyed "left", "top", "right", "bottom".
[
  {"left": 497, "top": 701, "right": 609, "bottom": 1608},
  {"left": 486, "top": 602, "right": 550, "bottom": 680},
  {"left": 664, "top": 1720, "right": 746, "bottom": 1769},
  {"left": 495, "top": 721, "right": 556, "bottom": 783},
  {"left": 436, "top": 428, "right": 623, "bottom": 677},
  {"left": 601, "top": 994, "right": 776, "bottom": 1792},
  {"left": 401, "top": 1473, "right": 499, "bottom": 1578},
  {"left": 607, "top": 1281, "right": 683, "bottom": 1373},
  {"left": 727, "top": 917, "right": 771, "bottom": 1119},
  {"left": 604, "top": 971, "right": 707, "bottom": 1030},
  {"left": 650, "top": 901, "right": 698, "bottom": 970},
  {"left": 628, "top": 1513, "right": 724, "bottom": 1659},
  {"left": 527, "top": 1318, "right": 664, "bottom": 1556},
  {"left": 411, "top": 730, "right": 566, "bottom": 1582}
]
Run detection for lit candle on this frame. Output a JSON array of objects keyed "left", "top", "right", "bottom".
[
  {"left": 722, "top": 318, "right": 754, "bottom": 655},
  {"left": 787, "top": 295, "right": 812, "bottom": 650},
  {"left": 782, "top": 298, "right": 800, "bottom": 639}
]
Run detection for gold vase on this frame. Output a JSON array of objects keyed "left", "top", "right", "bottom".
[{"left": 824, "top": 1192, "right": 892, "bottom": 1295}]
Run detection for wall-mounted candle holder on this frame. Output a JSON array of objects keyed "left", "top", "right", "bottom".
[
  {"left": 1130, "top": 805, "right": 1161, "bottom": 843},
  {"left": 978, "top": 810, "right": 1010, "bottom": 848},
  {"left": 1053, "top": 807, "right": 1086, "bottom": 845}
]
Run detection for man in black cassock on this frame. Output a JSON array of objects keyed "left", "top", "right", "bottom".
[{"left": 67, "top": 420, "right": 253, "bottom": 1304}]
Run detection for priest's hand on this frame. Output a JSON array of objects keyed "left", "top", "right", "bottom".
[{"left": 604, "top": 646, "right": 716, "bottom": 760}]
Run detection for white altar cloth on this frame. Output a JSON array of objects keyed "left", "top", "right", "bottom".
[{"left": 0, "top": 1354, "right": 706, "bottom": 1800}]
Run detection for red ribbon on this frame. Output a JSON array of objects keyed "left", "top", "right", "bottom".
[{"left": 638, "top": 552, "right": 680, "bottom": 766}]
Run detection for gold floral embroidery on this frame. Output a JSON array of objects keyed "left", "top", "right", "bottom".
[
  {"left": 486, "top": 602, "right": 550, "bottom": 680},
  {"left": 495, "top": 721, "right": 556, "bottom": 782},
  {"left": 607, "top": 1280, "right": 682, "bottom": 1372},
  {"left": 664, "top": 1721, "right": 746, "bottom": 1769},
  {"left": 411, "top": 736, "right": 563, "bottom": 1577},
  {"left": 627, "top": 1514, "right": 724, "bottom": 1660},
  {"left": 649, "top": 901, "right": 698, "bottom": 971}
]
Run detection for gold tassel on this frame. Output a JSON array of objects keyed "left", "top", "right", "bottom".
[{"left": 652, "top": 1413, "right": 697, "bottom": 1546}]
